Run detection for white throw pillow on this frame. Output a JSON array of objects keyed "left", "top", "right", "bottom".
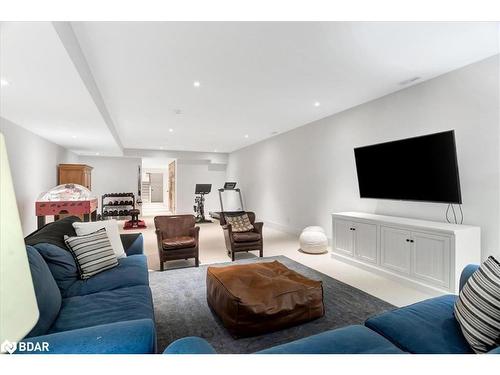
[{"left": 72, "top": 220, "right": 126, "bottom": 258}]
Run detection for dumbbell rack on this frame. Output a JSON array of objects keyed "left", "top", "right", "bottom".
[{"left": 101, "top": 192, "right": 135, "bottom": 219}]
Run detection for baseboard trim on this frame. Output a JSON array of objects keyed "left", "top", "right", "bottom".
[
  {"left": 263, "top": 220, "right": 301, "bottom": 236},
  {"left": 262, "top": 220, "right": 333, "bottom": 245}
]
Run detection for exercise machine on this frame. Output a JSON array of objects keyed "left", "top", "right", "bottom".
[
  {"left": 209, "top": 182, "right": 245, "bottom": 220},
  {"left": 194, "top": 183, "right": 212, "bottom": 223}
]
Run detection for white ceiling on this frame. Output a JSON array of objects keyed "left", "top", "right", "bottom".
[
  {"left": 1, "top": 22, "right": 499, "bottom": 155},
  {"left": 142, "top": 157, "right": 174, "bottom": 169},
  {"left": 0, "top": 22, "right": 121, "bottom": 155}
]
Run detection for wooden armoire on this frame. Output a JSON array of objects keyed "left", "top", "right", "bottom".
[{"left": 58, "top": 164, "right": 93, "bottom": 189}]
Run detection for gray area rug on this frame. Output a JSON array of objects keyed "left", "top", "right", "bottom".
[{"left": 149, "top": 255, "right": 395, "bottom": 353}]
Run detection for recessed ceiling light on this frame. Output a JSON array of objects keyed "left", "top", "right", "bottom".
[
  {"left": 95, "top": 152, "right": 100, "bottom": 156},
  {"left": 214, "top": 149, "right": 218, "bottom": 152},
  {"left": 244, "top": 134, "right": 249, "bottom": 139},
  {"left": 314, "top": 101, "right": 321, "bottom": 107},
  {"left": 169, "top": 128, "right": 174, "bottom": 133},
  {"left": 1, "top": 78, "right": 10, "bottom": 87},
  {"left": 71, "top": 135, "right": 77, "bottom": 139},
  {"left": 193, "top": 81, "right": 201, "bottom": 88},
  {"left": 159, "top": 146, "right": 164, "bottom": 150}
]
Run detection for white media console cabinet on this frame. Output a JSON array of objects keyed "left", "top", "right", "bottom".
[{"left": 331, "top": 212, "right": 481, "bottom": 294}]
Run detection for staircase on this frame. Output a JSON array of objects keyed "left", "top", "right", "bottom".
[{"left": 141, "top": 182, "right": 151, "bottom": 203}]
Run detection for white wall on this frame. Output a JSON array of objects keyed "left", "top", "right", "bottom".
[
  {"left": 142, "top": 167, "right": 169, "bottom": 205},
  {"left": 176, "top": 160, "right": 227, "bottom": 215},
  {"left": 0, "top": 117, "right": 79, "bottom": 235},
  {"left": 77, "top": 155, "right": 141, "bottom": 210},
  {"left": 76, "top": 155, "right": 227, "bottom": 215},
  {"left": 227, "top": 56, "right": 500, "bottom": 260}
]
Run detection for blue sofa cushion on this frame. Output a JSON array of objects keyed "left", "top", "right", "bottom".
[
  {"left": 164, "top": 337, "right": 218, "bottom": 354},
  {"left": 257, "top": 325, "right": 404, "bottom": 354},
  {"left": 163, "top": 325, "right": 404, "bottom": 354},
  {"left": 34, "top": 243, "right": 149, "bottom": 298},
  {"left": 25, "top": 246, "right": 62, "bottom": 338},
  {"left": 49, "top": 285, "right": 154, "bottom": 334},
  {"left": 63, "top": 254, "right": 149, "bottom": 297},
  {"left": 460, "top": 264, "right": 479, "bottom": 291},
  {"left": 365, "top": 295, "right": 473, "bottom": 354},
  {"left": 488, "top": 346, "right": 500, "bottom": 354},
  {"left": 120, "top": 233, "right": 144, "bottom": 256},
  {"left": 33, "top": 243, "right": 79, "bottom": 297},
  {"left": 21, "top": 319, "right": 156, "bottom": 354}
]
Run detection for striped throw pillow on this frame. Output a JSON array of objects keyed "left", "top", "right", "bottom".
[
  {"left": 454, "top": 256, "right": 500, "bottom": 353},
  {"left": 64, "top": 228, "right": 118, "bottom": 279}
]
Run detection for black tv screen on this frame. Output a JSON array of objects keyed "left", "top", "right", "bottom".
[
  {"left": 195, "top": 184, "right": 212, "bottom": 194},
  {"left": 354, "top": 131, "right": 462, "bottom": 204}
]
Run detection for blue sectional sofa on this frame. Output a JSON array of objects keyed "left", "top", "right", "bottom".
[
  {"left": 164, "top": 264, "right": 500, "bottom": 355},
  {"left": 20, "top": 217, "right": 156, "bottom": 354}
]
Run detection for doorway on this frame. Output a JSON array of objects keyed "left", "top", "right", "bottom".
[
  {"left": 140, "top": 157, "right": 176, "bottom": 216},
  {"left": 149, "top": 173, "right": 164, "bottom": 203}
]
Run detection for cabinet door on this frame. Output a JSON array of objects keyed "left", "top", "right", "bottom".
[
  {"left": 59, "top": 169, "right": 83, "bottom": 185},
  {"left": 380, "top": 226, "right": 411, "bottom": 274},
  {"left": 334, "top": 219, "right": 354, "bottom": 256},
  {"left": 411, "top": 232, "right": 451, "bottom": 288},
  {"left": 353, "top": 222, "right": 378, "bottom": 263}
]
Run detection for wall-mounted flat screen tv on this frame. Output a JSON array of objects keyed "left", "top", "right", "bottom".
[{"left": 354, "top": 130, "right": 462, "bottom": 204}]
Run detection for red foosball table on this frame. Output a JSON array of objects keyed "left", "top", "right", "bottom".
[{"left": 35, "top": 184, "right": 98, "bottom": 229}]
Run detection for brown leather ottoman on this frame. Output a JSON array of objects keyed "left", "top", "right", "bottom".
[{"left": 206, "top": 261, "right": 324, "bottom": 337}]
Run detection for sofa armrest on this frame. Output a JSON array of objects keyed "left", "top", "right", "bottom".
[
  {"left": 189, "top": 226, "right": 200, "bottom": 241},
  {"left": 222, "top": 224, "right": 233, "bottom": 235},
  {"left": 163, "top": 337, "right": 217, "bottom": 354},
  {"left": 19, "top": 319, "right": 156, "bottom": 354},
  {"left": 253, "top": 222, "right": 263, "bottom": 235},
  {"left": 459, "top": 264, "right": 479, "bottom": 292},
  {"left": 487, "top": 346, "right": 500, "bottom": 354},
  {"left": 120, "top": 233, "right": 144, "bottom": 256}
]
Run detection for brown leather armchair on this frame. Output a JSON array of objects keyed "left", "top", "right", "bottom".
[
  {"left": 154, "top": 215, "right": 200, "bottom": 270},
  {"left": 220, "top": 212, "right": 263, "bottom": 261}
]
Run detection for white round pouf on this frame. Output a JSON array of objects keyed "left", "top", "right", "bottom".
[
  {"left": 303, "top": 226, "right": 325, "bottom": 234},
  {"left": 299, "top": 227, "right": 328, "bottom": 254}
]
